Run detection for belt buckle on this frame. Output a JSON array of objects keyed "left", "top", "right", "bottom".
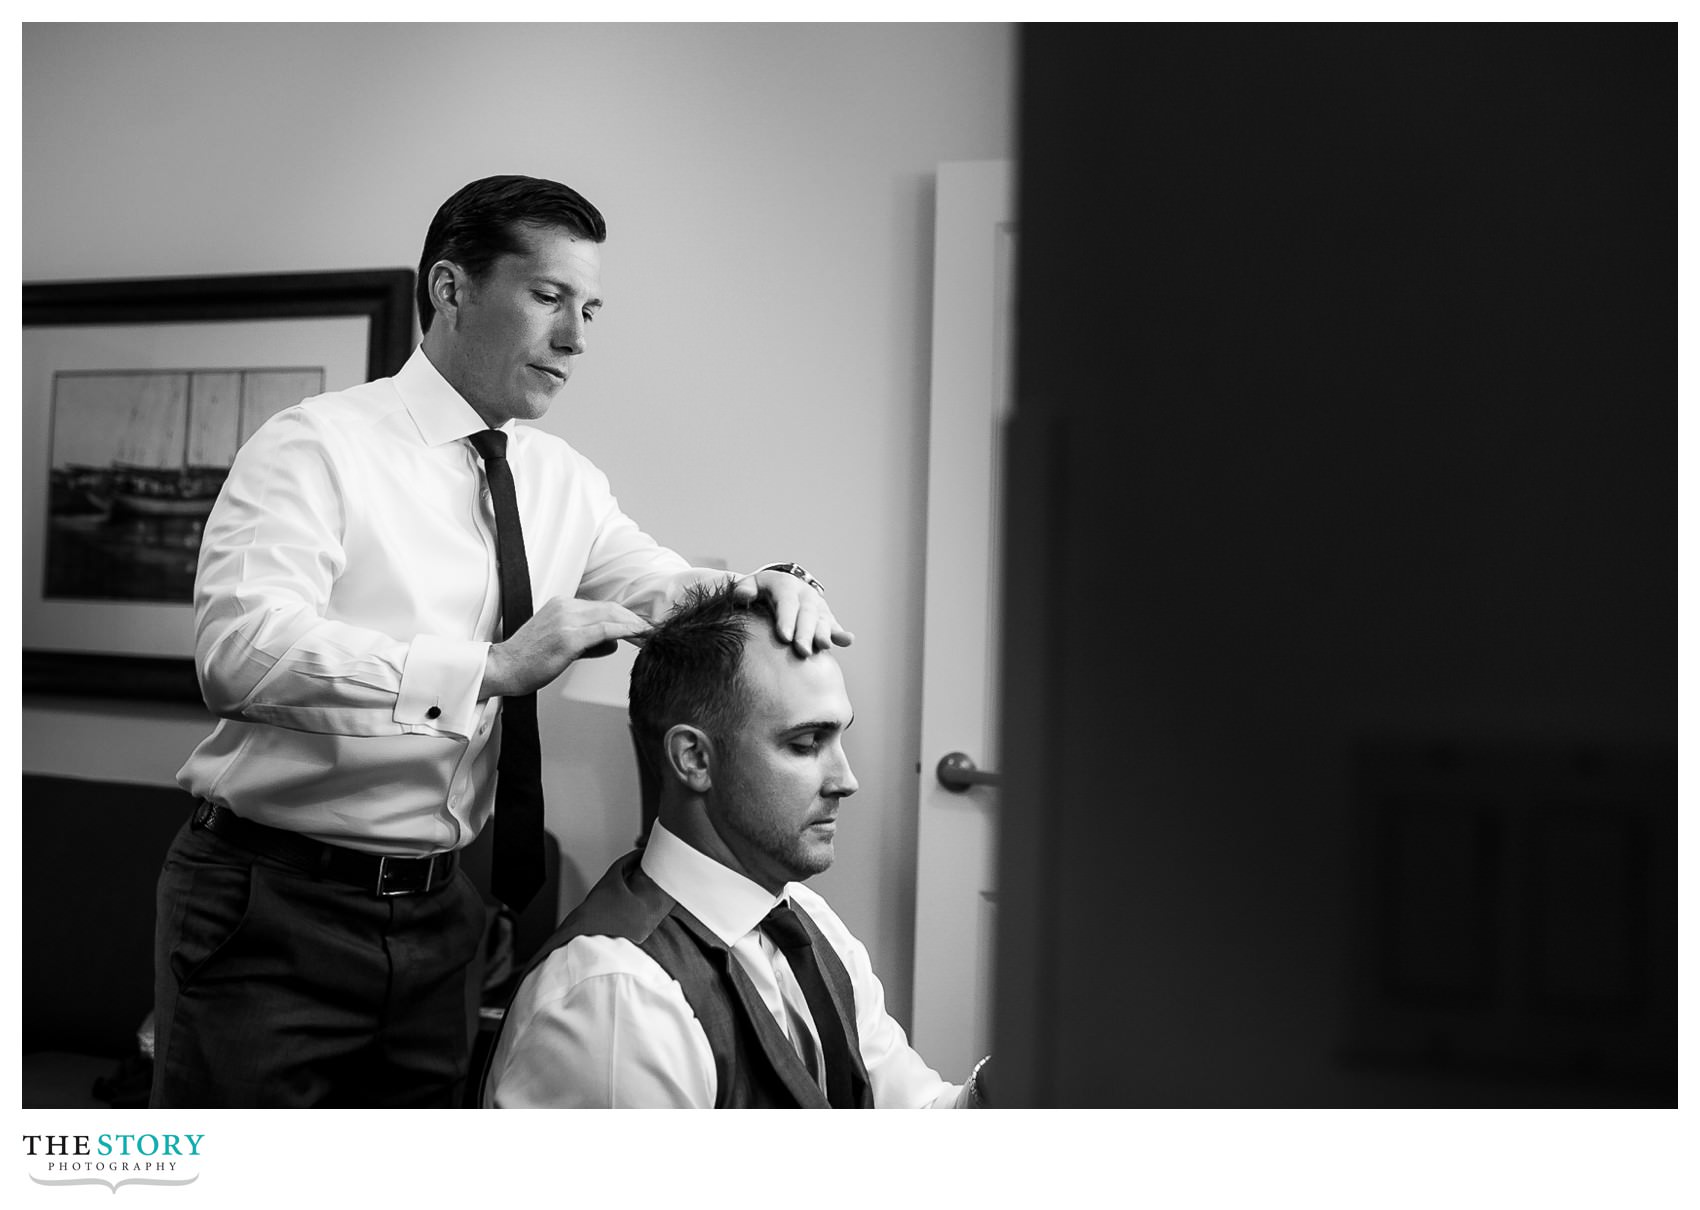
[{"left": 376, "top": 853, "right": 441, "bottom": 897}]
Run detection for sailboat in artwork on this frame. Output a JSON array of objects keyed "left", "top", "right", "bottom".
[
  {"left": 46, "top": 366, "right": 321, "bottom": 602},
  {"left": 108, "top": 375, "right": 229, "bottom": 519},
  {"left": 46, "top": 369, "right": 237, "bottom": 602}
]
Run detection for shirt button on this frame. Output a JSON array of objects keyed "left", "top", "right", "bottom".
[{"left": 426, "top": 706, "right": 441, "bottom": 720}]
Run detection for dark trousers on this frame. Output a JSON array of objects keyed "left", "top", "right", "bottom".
[{"left": 150, "top": 814, "right": 487, "bottom": 1108}]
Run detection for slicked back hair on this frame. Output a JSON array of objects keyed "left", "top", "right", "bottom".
[
  {"left": 629, "top": 580, "right": 775, "bottom": 778},
  {"left": 415, "top": 174, "right": 606, "bottom": 334}
]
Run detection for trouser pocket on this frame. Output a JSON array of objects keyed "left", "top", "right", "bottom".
[{"left": 162, "top": 848, "right": 261, "bottom": 990}]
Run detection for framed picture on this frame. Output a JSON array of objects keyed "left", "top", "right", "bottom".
[{"left": 23, "top": 269, "right": 416, "bottom": 702}]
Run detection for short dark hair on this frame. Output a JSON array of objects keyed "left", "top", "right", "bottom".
[
  {"left": 629, "top": 580, "right": 775, "bottom": 774},
  {"left": 415, "top": 174, "right": 607, "bottom": 333}
]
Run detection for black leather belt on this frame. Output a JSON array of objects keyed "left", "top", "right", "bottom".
[{"left": 192, "top": 800, "right": 457, "bottom": 898}]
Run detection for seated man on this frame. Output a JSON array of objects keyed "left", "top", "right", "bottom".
[{"left": 483, "top": 580, "right": 990, "bottom": 1107}]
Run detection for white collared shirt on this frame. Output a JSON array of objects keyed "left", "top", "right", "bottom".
[
  {"left": 484, "top": 823, "right": 968, "bottom": 1108},
  {"left": 177, "top": 346, "right": 697, "bottom": 855}
]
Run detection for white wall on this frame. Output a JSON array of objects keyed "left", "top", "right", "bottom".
[{"left": 21, "top": 21, "right": 1016, "bottom": 1024}]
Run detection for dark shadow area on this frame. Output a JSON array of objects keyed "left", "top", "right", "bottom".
[
  {"left": 22, "top": 773, "right": 562, "bottom": 1109},
  {"left": 995, "top": 23, "right": 1673, "bottom": 1106}
]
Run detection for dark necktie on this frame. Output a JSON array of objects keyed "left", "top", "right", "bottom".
[
  {"left": 469, "top": 428, "right": 544, "bottom": 911},
  {"left": 758, "top": 903, "right": 858, "bottom": 1109}
]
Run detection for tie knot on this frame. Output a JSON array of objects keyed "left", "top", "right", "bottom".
[
  {"left": 759, "top": 903, "right": 813, "bottom": 952},
  {"left": 469, "top": 428, "right": 508, "bottom": 462}
]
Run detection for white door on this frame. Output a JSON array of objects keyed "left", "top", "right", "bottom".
[{"left": 910, "top": 160, "right": 1015, "bottom": 1079}]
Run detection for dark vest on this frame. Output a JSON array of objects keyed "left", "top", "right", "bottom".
[{"left": 489, "top": 850, "right": 874, "bottom": 1108}]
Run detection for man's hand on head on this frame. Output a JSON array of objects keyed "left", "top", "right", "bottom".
[
  {"left": 732, "top": 567, "right": 853, "bottom": 658},
  {"left": 481, "top": 596, "right": 651, "bottom": 699}
]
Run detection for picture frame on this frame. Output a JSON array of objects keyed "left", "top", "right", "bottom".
[{"left": 23, "top": 269, "right": 416, "bottom": 702}]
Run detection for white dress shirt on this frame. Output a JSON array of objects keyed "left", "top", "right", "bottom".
[
  {"left": 484, "top": 822, "right": 969, "bottom": 1108},
  {"left": 177, "top": 346, "right": 699, "bottom": 855}
]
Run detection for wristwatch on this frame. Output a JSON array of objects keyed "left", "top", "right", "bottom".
[
  {"left": 757, "top": 562, "right": 826, "bottom": 596},
  {"left": 966, "top": 1054, "right": 992, "bottom": 1108}
]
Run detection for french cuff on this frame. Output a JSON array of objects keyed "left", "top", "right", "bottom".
[{"left": 396, "top": 635, "right": 487, "bottom": 738}]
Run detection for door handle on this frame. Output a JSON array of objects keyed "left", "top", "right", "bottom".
[{"left": 936, "top": 751, "right": 1002, "bottom": 793}]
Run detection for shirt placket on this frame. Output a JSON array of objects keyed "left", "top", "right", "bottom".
[{"left": 441, "top": 439, "right": 508, "bottom": 844}]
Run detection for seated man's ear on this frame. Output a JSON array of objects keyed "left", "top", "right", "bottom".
[{"left": 663, "top": 725, "right": 714, "bottom": 794}]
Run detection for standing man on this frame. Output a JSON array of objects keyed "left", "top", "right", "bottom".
[
  {"left": 152, "top": 175, "right": 846, "bottom": 1107},
  {"left": 482, "top": 581, "right": 991, "bottom": 1108}
]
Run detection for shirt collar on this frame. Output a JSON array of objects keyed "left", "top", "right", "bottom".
[
  {"left": 640, "top": 821, "right": 788, "bottom": 948},
  {"left": 393, "top": 345, "right": 512, "bottom": 448}
]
